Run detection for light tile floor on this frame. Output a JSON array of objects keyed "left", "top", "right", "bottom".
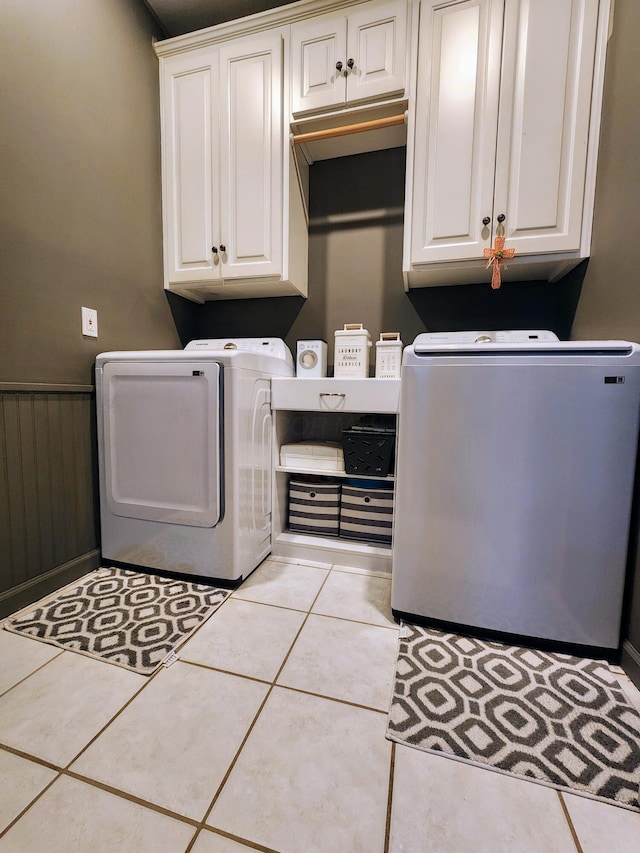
[{"left": 1, "top": 556, "right": 639, "bottom": 852}]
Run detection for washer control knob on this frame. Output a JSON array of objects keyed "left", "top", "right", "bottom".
[
  {"left": 475, "top": 335, "right": 493, "bottom": 344},
  {"left": 223, "top": 342, "right": 237, "bottom": 349}
]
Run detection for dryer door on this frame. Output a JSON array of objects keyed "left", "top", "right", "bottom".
[{"left": 102, "top": 361, "right": 222, "bottom": 527}]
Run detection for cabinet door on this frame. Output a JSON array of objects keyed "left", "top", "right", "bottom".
[
  {"left": 493, "top": 0, "right": 599, "bottom": 255},
  {"left": 161, "top": 47, "right": 221, "bottom": 284},
  {"left": 218, "top": 32, "right": 284, "bottom": 279},
  {"left": 346, "top": 0, "right": 407, "bottom": 106},
  {"left": 409, "top": 0, "right": 503, "bottom": 264},
  {"left": 291, "top": 12, "right": 348, "bottom": 115}
]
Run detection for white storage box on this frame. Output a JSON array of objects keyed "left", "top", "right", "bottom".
[
  {"left": 375, "top": 332, "right": 403, "bottom": 379},
  {"left": 289, "top": 479, "right": 341, "bottom": 536},
  {"left": 339, "top": 483, "right": 394, "bottom": 544},
  {"left": 334, "top": 324, "right": 372, "bottom": 378},
  {"left": 280, "top": 441, "right": 345, "bottom": 472}
]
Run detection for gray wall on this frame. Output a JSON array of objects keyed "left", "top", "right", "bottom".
[
  {"left": 0, "top": 0, "right": 184, "bottom": 386},
  {"left": 0, "top": 0, "right": 188, "bottom": 613}
]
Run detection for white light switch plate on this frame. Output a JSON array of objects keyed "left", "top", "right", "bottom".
[{"left": 82, "top": 307, "right": 98, "bottom": 337}]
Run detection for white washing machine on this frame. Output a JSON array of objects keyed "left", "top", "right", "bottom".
[
  {"left": 392, "top": 330, "right": 640, "bottom": 652},
  {"left": 96, "top": 338, "right": 293, "bottom": 583}
]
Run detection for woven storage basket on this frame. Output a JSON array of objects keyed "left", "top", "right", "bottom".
[
  {"left": 289, "top": 479, "right": 341, "bottom": 536},
  {"left": 339, "top": 483, "right": 394, "bottom": 544}
]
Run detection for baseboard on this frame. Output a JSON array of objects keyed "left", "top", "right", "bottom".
[
  {"left": 0, "top": 550, "right": 102, "bottom": 620},
  {"left": 621, "top": 639, "right": 640, "bottom": 691}
]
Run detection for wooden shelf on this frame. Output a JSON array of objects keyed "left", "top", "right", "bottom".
[
  {"left": 276, "top": 465, "right": 394, "bottom": 481},
  {"left": 273, "top": 530, "right": 392, "bottom": 574}
]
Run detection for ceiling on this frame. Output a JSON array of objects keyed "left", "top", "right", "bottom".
[{"left": 144, "top": 0, "right": 299, "bottom": 38}]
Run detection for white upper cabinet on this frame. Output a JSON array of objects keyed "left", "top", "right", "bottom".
[
  {"left": 291, "top": 0, "right": 408, "bottom": 115},
  {"left": 155, "top": 0, "right": 609, "bottom": 296},
  {"left": 218, "top": 36, "right": 283, "bottom": 280},
  {"left": 404, "top": 0, "right": 608, "bottom": 285},
  {"left": 162, "top": 46, "right": 219, "bottom": 287},
  {"left": 159, "top": 30, "right": 308, "bottom": 301}
]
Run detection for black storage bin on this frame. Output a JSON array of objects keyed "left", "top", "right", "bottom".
[
  {"left": 288, "top": 478, "right": 341, "bottom": 536},
  {"left": 342, "top": 414, "right": 396, "bottom": 476}
]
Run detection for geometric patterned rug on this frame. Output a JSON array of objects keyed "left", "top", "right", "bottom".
[
  {"left": 3, "top": 567, "right": 229, "bottom": 676},
  {"left": 386, "top": 624, "right": 640, "bottom": 812}
]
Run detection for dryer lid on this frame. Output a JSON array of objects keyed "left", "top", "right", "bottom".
[{"left": 185, "top": 337, "right": 293, "bottom": 369}]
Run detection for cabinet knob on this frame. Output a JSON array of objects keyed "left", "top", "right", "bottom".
[
  {"left": 220, "top": 244, "right": 226, "bottom": 253},
  {"left": 211, "top": 246, "right": 218, "bottom": 254},
  {"left": 335, "top": 61, "right": 343, "bottom": 72},
  {"left": 497, "top": 214, "right": 506, "bottom": 223},
  {"left": 482, "top": 217, "right": 491, "bottom": 226},
  {"left": 347, "top": 58, "right": 354, "bottom": 69}
]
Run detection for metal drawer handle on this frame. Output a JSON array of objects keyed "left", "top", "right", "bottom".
[{"left": 320, "top": 392, "right": 346, "bottom": 398}]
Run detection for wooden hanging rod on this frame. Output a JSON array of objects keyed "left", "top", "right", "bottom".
[{"left": 291, "top": 112, "right": 407, "bottom": 146}]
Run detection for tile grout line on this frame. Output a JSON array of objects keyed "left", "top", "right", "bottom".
[
  {"left": 557, "top": 791, "right": 585, "bottom": 853},
  {"left": 178, "top": 658, "right": 272, "bottom": 686},
  {"left": 64, "top": 769, "right": 202, "bottom": 828},
  {"left": 58, "top": 665, "right": 165, "bottom": 772},
  {"left": 189, "top": 566, "right": 338, "bottom": 845},
  {"left": 179, "top": 654, "right": 391, "bottom": 715},
  {"left": 231, "top": 593, "right": 398, "bottom": 631},
  {"left": 267, "top": 681, "right": 390, "bottom": 715},
  {"left": 0, "top": 661, "right": 184, "bottom": 840},
  {"left": 0, "top": 767, "right": 62, "bottom": 841},
  {"left": 0, "top": 727, "right": 277, "bottom": 851},
  {"left": 384, "top": 742, "right": 396, "bottom": 853},
  {"left": 150, "top": 561, "right": 396, "bottom": 843},
  {"left": 186, "top": 826, "right": 281, "bottom": 853},
  {"left": 0, "top": 743, "right": 60, "bottom": 773},
  {"left": 0, "top": 646, "right": 66, "bottom": 700}
]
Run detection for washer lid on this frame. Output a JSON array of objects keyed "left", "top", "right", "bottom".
[
  {"left": 413, "top": 338, "right": 637, "bottom": 355},
  {"left": 97, "top": 338, "right": 294, "bottom": 375}
]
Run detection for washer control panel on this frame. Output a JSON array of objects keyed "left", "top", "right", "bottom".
[
  {"left": 185, "top": 338, "right": 292, "bottom": 361},
  {"left": 417, "top": 330, "right": 559, "bottom": 345}
]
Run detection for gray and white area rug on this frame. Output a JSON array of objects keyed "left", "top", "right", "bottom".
[
  {"left": 3, "top": 566, "right": 229, "bottom": 675},
  {"left": 387, "top": 624, "right": 640, "bottom": 812}
]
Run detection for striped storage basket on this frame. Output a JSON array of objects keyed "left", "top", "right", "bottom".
[
  {"left": 288, "top": 479, "right": 341, "bottom": 536},
  {"left": 339, "top": 483, "right": 394, "bottom": 545}
]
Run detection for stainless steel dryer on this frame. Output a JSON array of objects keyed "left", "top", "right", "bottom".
[{"left": 96, "top": 338, "right": 293, "bottom": 583}]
